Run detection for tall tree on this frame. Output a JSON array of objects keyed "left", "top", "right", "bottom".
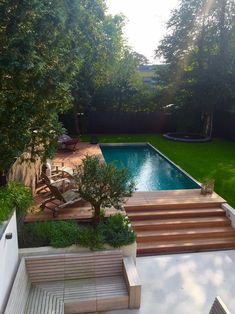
[
  {"left": 0, "top": 0, "right": 82, "bottom": 172},
  {"left": 156, "top": 0, "right": 235, "bottom": 135}
]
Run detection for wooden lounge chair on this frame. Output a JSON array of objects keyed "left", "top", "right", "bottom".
[
  {"left": 40, "top": 184, "right": 81, "bottom": 217},
  {"left": 45, "top": 160, "right": 77, "bottom": 180},
  {"left": 209, "top": 296, "right": 231, "bottom": 314},
  {"left": 37, "top": 172, "right": 71, "bottom": 194}
]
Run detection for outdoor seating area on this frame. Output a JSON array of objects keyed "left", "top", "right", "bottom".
[{"left": 5, "top": 250, "right": 141, "bottom": 314}]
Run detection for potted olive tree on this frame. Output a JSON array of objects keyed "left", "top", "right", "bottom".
[{"left": 75, "top": 155, "right": 135, "bottom": 227}]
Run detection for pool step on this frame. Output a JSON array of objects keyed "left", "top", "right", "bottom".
[
  {"left": 127, "top": 207, "right": 225, "bottom": 221},
  {"left": 126, "top": 204, "right": 235, "bottom": 255}
]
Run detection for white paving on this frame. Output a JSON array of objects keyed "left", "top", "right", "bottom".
[{"left": 107, "top": 250, "right": 235, "bottom": 314}]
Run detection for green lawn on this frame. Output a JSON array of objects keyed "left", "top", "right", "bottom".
[{"left": 81, "top": 134, "right": 235, "bottom": 208}]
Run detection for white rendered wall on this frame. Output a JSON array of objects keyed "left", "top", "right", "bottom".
[
  {"left": 0, "top": 212, "right": 19, "bottom": 314},
  {"left": 223, "top": 203, "right": 235, "bottom": 229}
]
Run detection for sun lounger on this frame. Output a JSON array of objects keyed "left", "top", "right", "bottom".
[{"left": 40, "top": 184, "right": 81, "bottom": 216}]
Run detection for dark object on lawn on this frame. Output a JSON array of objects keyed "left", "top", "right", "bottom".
[
  {"left": 58, "top": 134, "right": 79, "bottom": 151},
  {"left": 90, "top": 135, "right": 98, "bottom": 144},
  {"left": 163, "top": 132, "right": 211, "bottom": 143}
]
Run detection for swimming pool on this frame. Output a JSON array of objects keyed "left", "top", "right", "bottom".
[{"left": 100, "top": 144, "right": 200, "bottom": 191}]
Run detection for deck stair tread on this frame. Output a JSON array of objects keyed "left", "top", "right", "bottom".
[
  {"left": 125, "top": 190, "right": 225, "bottom": 209},
  {"left": 137, "top": 226, "right": 235, "bottom": 242},
  {"left": 125, "top": 191, "right": 235, "bottom": 255},
  {"left": 137, "top": 237, "right": 235, "bottom": 255},
  {"left": 132, "top": 217, "right": 230, "bottom": 231},
  {"left": 127, "top": 208, "right": 225, "bottom": 220}
]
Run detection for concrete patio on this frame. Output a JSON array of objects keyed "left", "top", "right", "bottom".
[{"left": 107, "top": 250, "right": 235, "bottom": 314}]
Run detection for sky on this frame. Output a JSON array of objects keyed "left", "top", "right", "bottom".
[{"left": 106, "top": 0, "right": 179, "bottom": 64}]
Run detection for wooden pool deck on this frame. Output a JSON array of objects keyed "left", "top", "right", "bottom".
[
  {"left": 25, "top": 188, "right": 225, "bottom": 223},
  {"left": 124, "top": 189, "right": 225, "bottom": 209},
  {"left": 52, "top": 141, "right": 103, "bottom": 168}
]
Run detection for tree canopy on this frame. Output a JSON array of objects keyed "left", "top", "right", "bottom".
[
  {"left": 0, "top": 0, "right": 82, "bottom": 171},
  {"left": 0, "top": 0, "right": 154, "bottom": 172},
  {"left": 156, "top": 0, "right": 235, "bottom": 135}
]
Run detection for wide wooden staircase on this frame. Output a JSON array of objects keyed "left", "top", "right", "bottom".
[{"left": 125, "top": 191, "right": 235, "bottom": 255}]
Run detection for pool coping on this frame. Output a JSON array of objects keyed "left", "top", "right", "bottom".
[{"left": 100, "top": 142, "right": 201, "bottom": 189}]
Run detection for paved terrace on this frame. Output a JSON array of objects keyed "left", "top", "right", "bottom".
[{"left": 107, "top": 250, "right": 235, "bottom": 314}]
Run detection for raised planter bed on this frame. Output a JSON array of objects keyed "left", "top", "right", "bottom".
[{"left": 19, "top": 241, "right": 137, "bottom": 262}]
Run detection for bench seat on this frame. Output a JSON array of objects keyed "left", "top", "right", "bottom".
[
  {"left": 25, "top": 276, "right": 129, "bottom": 314},
  {"left": 4, "top": 250, "right": 141, "bottom": 314}
]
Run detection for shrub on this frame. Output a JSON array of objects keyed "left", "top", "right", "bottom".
[
  {"left": 0, "top": 182, "right": 33, "bottom": 223},
  {"left": 20, "top": 220, "right": 78, "bottom": 248},
  {"left": 50, "top": 221, "right": 78, "bottom": 248},
  {"left": 7, "top": 182, "right": 33, "bottom": 212},
  {"left": 101, "top": 214, "right": 136, "bottom": 248},
  {"left": 21, "top": 221, "right": 52, "bottom": 247},
  {"left": 77, "top": 226, "right": 104, "bottom": 250},
  {"left": 20, "top": 215, "right": 136, "bottom": 250},
  {"left": 0, "top": 186, "right": 14, "bottom": 222}
]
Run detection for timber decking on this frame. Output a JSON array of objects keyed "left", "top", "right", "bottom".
[
  {"left": 24, "top": 204, "right": 118, "bottom": 222},
  {"left": 125, "top": 190, "right": 235, "bottom": 255},
  {"left": 125, "top": 189, "right": 225, "bottom": 209}
]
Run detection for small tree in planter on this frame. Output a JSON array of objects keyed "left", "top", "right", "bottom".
[{"left": 75, "top": 156, "right": 135, "bottom": 227}]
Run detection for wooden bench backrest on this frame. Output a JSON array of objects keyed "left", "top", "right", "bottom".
[
  {"left": 4, "top": 258, "right": 31, "bottom": 314},
  {"left": 25, "top": 250, "right": 123, "bottom": 283}
]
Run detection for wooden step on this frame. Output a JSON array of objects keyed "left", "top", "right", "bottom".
[
  {"left": 137, "top": 237, "right": 235, "bottom": 255},
  {"left": 132, "top": 217, "right": 230, "bottom": 231},
  {"left": 125, "top": 201, "right": 224, "bottom": 211},
  {"left": 127, "top": 208, "right": 225, "bottom": 221},
  {"left": 136, "top": 227, "right": 235, "bottom": 242}
]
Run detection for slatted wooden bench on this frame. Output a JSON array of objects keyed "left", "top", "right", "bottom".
[{"left": 4, "top": 250, "right": 141, "bottom": 314}]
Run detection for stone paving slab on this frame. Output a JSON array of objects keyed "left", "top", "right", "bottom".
[{"left": 106, "top": 250, "right": 235, "bottom": 314}]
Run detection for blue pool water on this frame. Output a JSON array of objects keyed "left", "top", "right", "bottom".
[{"left": 100, "top": 144, "right": 200, "bottom": 191}]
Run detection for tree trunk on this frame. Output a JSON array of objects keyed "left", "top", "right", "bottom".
[
  {"left": 73, "top": 104, "right": 80, "bottom": 135},
  {"left": 202, "top": 111, "right": 213, "bottom": 137},
  {"left": 93, "top": 205, "right": 101, "bottom": 228}
]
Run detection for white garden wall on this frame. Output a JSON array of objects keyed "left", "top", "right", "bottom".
[{"left": 0, "top": 212, "right": 19, "bottom": 313}]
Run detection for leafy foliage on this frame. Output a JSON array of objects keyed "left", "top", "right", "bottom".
[
  {"left": 0, "top": 0, "right": 155, "bottom": 171},
  {"left": 0, "top": 182, "right": 33, "bottom": 222},
  {"left": 156, "top": 0, "right": 235, "bottom": 135},
  {"left": 75, "top": 155, "right": 135, "bottom": 226},
  {"left": 101, "top": 214, "right": 136, "bottom": 248},
  {"left": 49, "top": 221, "right": 78, "bottom": 248},
  {"left": 0, "top": 0, "right": 82, "bottom": 171},
  {"left": 20, "top": 215, "right": 136, "bottom": 250},
  {"left": 20, "top": 220, "right": 78, "bottom": 248},
  {"left": 77, "top": 226, "right": 105, "bottom": 250}
]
